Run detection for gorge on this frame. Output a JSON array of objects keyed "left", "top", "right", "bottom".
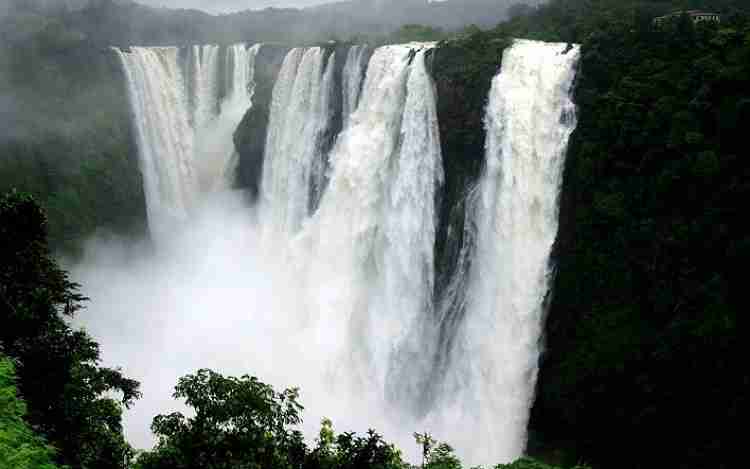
[
  {"left": 2, "top": 2, "right": 746, "bottom": 467},
  {"left": 70, "top": 39, "right": 580, "bottom": 466}
]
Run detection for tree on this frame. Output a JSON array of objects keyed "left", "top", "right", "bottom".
[
  {"left": 0, "top": 190, "right": 140, "bottom": 468},
  {"left": 0, "top": 355, "right": 58, "bottom": 469},
  {"left": 422, "top": 443, "right": 460, "bottom": 469},
  {"left": 494, "top": 458, "right": 590, "bottom": 469},
  {"left": 390, "top": 24, "right": 446, "bottom": 43},
  {"left": 414, "top": 432, "right": 435, "bottom": 467},
  {"left": 307, "top": 422, "right": 407, "bottom": 469},
  {"left": 136, "top": 369, "right": 307, "bottom": 469},
  {"left": 138, "top": 369, "right": 410, "bottom": 469}
]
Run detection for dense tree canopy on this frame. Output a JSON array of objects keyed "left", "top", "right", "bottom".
[
  {"left": 0, "top": 191, "right": 140, "bottom": 468},
  {"left": 449, "top": 1, "right": 745, "bottom": 467},
  {"left": 136, "top": 369, "right": 413, "bottom": 469},
  {"left": 0, "top": 356, "right": 58, "bottom": 469},
  {"left": 427, "top": 1, "right": 745, "bottom": 467},
  {"left": 137, "top": 369, "right": 308, "bottom": 469},
  {"left": 136, "top": 368, "right": 578, "bottom": 469},
  {"left": 540, "top": 15, "right": 745, "bottom": 467}
]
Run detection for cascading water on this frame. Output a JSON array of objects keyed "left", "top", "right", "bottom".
[
  {"left": 260, "top": 47, "right": 335, "bottom": 238},
  {"left": 115, "top": 47, "right": 195, "bottom": 237},
  {"left": 379, "top": 47, "right": 443, "bottom": 413},
  {"left": 187, "top": 45, "right": 220, "bottom": 129},
  {"left": 194, "top": 44, "right": 261, "bottom": 194},
  {"left": 297, "top": 45, "right": 442, "bottom": 408},
  {"left": 341, "top": 45, "right": 368, "bottom": 124},
  {"left": 115, "top": 43, "right": 260, "bottom": 238},
  {"left": 438, "top": 39, "right": 580, "bottom": 463},
  {"left": 94, "top": 39, "right": 580, "bottom": 467}
]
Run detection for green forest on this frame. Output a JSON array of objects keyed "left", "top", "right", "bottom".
[{"left": 1, "top": 0, "right": 745, "bottom": 467}]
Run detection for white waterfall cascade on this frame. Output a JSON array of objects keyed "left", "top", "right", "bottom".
[
  {"left": 439, "top": 39, "right": 580, "bottom": 464},
  {"left": 91, "top": 40, "right": 581, "bottom": 468},
  {"left": 292, "top": 44, "right": 442, "bottom": 433},
  {"left": 260, "top": 47, "right": 335, "bottom": 239},
  {"left": 187, "top": 45, "right": 220, "bottom": 130},
  {"left": 115, "top": 47, "right": 194, "bottom": 237},
  {"left": 194, "top": 44, "right": 261, "bottom": 194},
  {"left": 341, "top": 44, "right": 369, "bottom": 124},
  {"left": 115, "top": 43, "right": 260, "bottom": 239}
]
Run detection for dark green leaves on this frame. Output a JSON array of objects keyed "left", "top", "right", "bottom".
[{"left": 1, "top": 191, "right": 140, "bottom": 469}]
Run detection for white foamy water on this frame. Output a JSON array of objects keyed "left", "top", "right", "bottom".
[
  {"left": 260, "top": 47, "right": 334, "bottom": 239},
  {"left": 437, "top": 39, "right": 580, "bottom": 463},
  {"left": 115, "top": 43, "right": 260, "bottom": 239},
  {"left": 79, "top": 41, "right": 579, "bottom": 467},
  {"left": 341, "top": 44, "right": 369, "bottom": 124}
]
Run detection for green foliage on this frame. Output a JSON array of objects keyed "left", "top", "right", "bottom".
[
  {"left": 389, "top": 24, "right": 447, "bottom": 43},
  {"left": 308, "top": 421, "right": 408, "bottom": 469},
  {"left": 431, "top": 31, "right": 510, "bottom": 288},
  {"left": 423, "top": 444, "right": 460, "bottom": 469},
  {"left": 137, "top": 369, "right": 409, "bottom": 469},
  {"left": 430, "top": 2, "right": 746, "bottom": 468},
  {"left": 492, "top": 0, "right": 747, "bottom": 44},
  {"left": 0, "top": 131, "right": 146, "bottom": 254},
  {"left": 0, "top": 14, "right": 146, "bottom": 254},
  {"left": 494, "top": 458, "right": 589, "bottom": 469},
  {"left": 136, "top": 369, "right": 307, "bottom": 469},
  {"left": 0, "top": 356, "right": 59, "bottom": 469},
  {"left": 0, "top": 191, "right": 141, "bottom": 469},
  {"left": 482, "top": 1, "right": 747, "bottom": 468},
  {"left": 413, "top": 432, "right": 461, "bottom": 469}
]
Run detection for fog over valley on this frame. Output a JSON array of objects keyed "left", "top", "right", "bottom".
[{"left": 135, "top": 0, "right": 336, "bottom": 14}]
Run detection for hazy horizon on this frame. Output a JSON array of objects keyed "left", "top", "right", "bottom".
[{"left": 133, "top": 0, "right": 376, "bottom": 14}]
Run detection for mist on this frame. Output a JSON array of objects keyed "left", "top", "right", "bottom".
[
  {"left": 66, "top": 42, "right": 439, "bottom": 459},
  {"left": 68, "top": 190, "right": 428, "bottom": 460},
  {"left": 3, "top": 0, "right": 551, "bottom": 464},
  {"left": 135, "top": 0, "right": 332, "bottom": 14}
]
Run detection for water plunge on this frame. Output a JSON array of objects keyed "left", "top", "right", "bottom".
[
  {"left": 114, "top": 43, "right": 260, "bottom": 240},
  {"left": 76, "top": 40, "right": 579, "bottom": 466},
  {"left": 438, "top": 39, "right": 580, "bottom": 462}
]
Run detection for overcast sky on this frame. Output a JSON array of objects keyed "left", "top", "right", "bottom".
[{"left": 134, "top": 0, "right": 337, "bottom": 14}]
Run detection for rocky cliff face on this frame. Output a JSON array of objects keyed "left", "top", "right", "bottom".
[
  {"left": 231, "top": 36, "right": 512, "bottom": 314},
  {"left": 0, "top": 36, "right": 146, "bottom": 253},
  {"left": 233, "top": 43, "right": 371, "bottom": 204},
  {"left": 431, "top": 34, "right": 509, "bottom": 314}
]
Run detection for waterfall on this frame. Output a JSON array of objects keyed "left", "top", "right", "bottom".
[
  {"left": 106, "top": 39, "right": 580, "bottom": 467},
  {"left": 379, "top": 47, "right": 443, "bottom": 413},
  {"left": 115, "top": 43, "right": 260, "bottom": 239},
  {"left": 341, "top": 45, "right": 369, "bottom": 124},
  {"left": 187, "top": 45, "right": 220, "bottom": 129},
  {"left": 296, "top": 44, "right": 442, "bottom": 419},
  {"left": 440, "top": 39, "right": 580, "bottom": 464},
  {"left": 260, "top": 47, "right": 334, "bottom": 239},
  {"left": 194, "top": 44, "right": 261, "bottom": 194},
  {"left": 115, "top": 47, "right": 195, "bottom": 238}
]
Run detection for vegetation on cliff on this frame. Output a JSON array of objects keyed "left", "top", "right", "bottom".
[
  {"left": 430, "top": 1, "right": 745, "bottom": 467},
  {"left": 541, "top": 11, "right": 745, "bottom": 468},
  {"left": 0, "top": 16, "right": 146, "bottom": 253},
  {"left": 1, "top": 0, "right": 746, "bottom": 467},
  {"left": 0, "top": 356, "right": 59, "bottom": 469},
  {"left": 1, "top": 191, "right": 141, "bottom": 468}
]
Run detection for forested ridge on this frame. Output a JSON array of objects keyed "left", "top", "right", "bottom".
[
  {"left": 490, "top": 2, "right": 745, "bottom": 467},
  {"left": 1, "top": 0, "right": 746, "bottom": 467}
]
